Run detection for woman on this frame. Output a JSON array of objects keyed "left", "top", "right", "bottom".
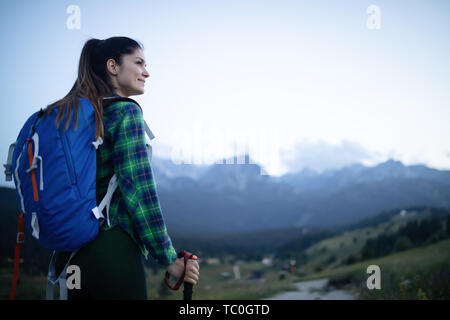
[{"left": 51, "top": 36, "right": 199, "bottom": 299}]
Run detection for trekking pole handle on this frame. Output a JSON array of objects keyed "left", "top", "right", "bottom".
[
  {"left": 164, "top": 250, "right": 198, "bottom": 300},
  {"left": 182, "top": 252, "right": 197, "bottom": 301}
]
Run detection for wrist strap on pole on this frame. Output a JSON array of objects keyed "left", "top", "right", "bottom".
[{"left": 165, "top": 250, "right": 197, "bottom": 290}]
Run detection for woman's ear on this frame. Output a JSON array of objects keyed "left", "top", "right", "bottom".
[{"left": 106, "top": 58, "right": 119, "bottom": 76}]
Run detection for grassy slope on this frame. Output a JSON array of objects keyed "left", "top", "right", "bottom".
[
  {"left": 301, "top": 213, "right": 433, "bottom": 272},
  {"left": 299, "top": 238, "right": 450, "bottom": 299}
]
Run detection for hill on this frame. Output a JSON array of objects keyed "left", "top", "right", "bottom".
[
  {"left": 301, "top": 238, "right": 450, "bottom": 299},
  {"left": 278, "top": 207, "right": 449, "bottom": 274}
]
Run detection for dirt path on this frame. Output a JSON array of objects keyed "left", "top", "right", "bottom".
[{"left": 264, "top": 278, "right": 356, "bottom": 300}]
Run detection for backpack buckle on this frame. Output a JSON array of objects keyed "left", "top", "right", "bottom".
[
  {"left": 4, "top": 164, "right": 12, "bottom": 181},
  {"left": 16, "top": 232, "right": 25, "bottom": 244}
]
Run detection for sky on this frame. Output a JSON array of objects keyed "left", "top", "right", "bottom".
[{"left": 0, "top": 0, "right": 449, "bottom": 186}]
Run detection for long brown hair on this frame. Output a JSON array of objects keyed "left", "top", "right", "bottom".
[{"left": 44, "top": 37, "right": 143, "bottom": 139}]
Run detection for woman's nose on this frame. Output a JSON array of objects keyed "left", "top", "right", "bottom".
[{"left": 143, "top": 68, "right": 150, "bottom": 78}]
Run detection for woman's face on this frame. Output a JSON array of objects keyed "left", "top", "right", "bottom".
[{"left": 108, "top": 48, "right": 149, "bottom": 97}]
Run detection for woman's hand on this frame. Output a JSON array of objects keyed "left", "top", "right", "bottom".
[{"left": 166, "top": 256, "right": 200, "bottom": 285}]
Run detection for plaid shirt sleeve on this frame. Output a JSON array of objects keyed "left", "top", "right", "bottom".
[{"left": 112, "top": 102, "right": 178, "bottom": 266}]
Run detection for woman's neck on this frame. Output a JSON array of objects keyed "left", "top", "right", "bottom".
[{"left": 113, "top": 89, "right": 128, "bottom": 98}]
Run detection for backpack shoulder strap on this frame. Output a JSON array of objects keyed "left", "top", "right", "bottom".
[
  {"left": 102, "top": 96, "right": 141, "bottom": 109},
  {"left": 144, "top": 121, "right": 155, "bottom": 141},
  {"left": 102, "top": 96, "right": 154, "bottom": 141}
]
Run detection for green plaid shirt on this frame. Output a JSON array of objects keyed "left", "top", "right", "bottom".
[{"left": 96, "top": 98, "right": 177, "bottom": 266}]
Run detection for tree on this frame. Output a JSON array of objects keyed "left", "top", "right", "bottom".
[
  {"left": 446, "top": 214, "right": 450, "bottom": 237},
  {"left": 393, "top": 236, "right": 413, "bottom": 253},
  {"left": 344, "top": 254, "right": 357, "bottom": 265}
]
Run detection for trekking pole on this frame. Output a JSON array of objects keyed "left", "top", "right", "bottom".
[
  {"left": 182, "top": 252, "right": 197, "bottom": 301},
  {"left": 165, "top": 250, "right": 198, "bottom": 300}
]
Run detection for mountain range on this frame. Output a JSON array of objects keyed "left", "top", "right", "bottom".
[
  {"left": 2, "top": 156, "right": 449, "bottom": 236},
  {"left": 150, "top": 156, "right": 450, "bottom": 235}
]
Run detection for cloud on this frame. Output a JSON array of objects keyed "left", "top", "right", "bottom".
[{"left": 279, "top": 139, "right": 382, "bottom": 174}]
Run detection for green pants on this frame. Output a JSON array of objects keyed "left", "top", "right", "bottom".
[{"left": 55, "top": 226, "right": 147, "bottom": 300}]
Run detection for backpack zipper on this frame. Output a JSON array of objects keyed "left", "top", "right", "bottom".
[{"left": 60, "top": 130, "right": 77, "bottom": 186}]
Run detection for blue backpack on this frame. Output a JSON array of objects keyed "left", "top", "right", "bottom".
[{"left": 4, "top": 96, "right": 155, "bottom": 299}]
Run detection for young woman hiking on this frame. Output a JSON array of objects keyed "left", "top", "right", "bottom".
[{"left": 49, "top": 36, "right": 199, "bottom": 299}]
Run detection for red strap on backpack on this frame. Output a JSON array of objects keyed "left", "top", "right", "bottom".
[
  {"left": 165, "top": 250, "right": 197, "bottom": 290},
  {"left": 26, "top": 138, "right": 39, "bottom": 202},
  {"left": 10, "top": 213, "right": 25, "bottom": 300}
]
